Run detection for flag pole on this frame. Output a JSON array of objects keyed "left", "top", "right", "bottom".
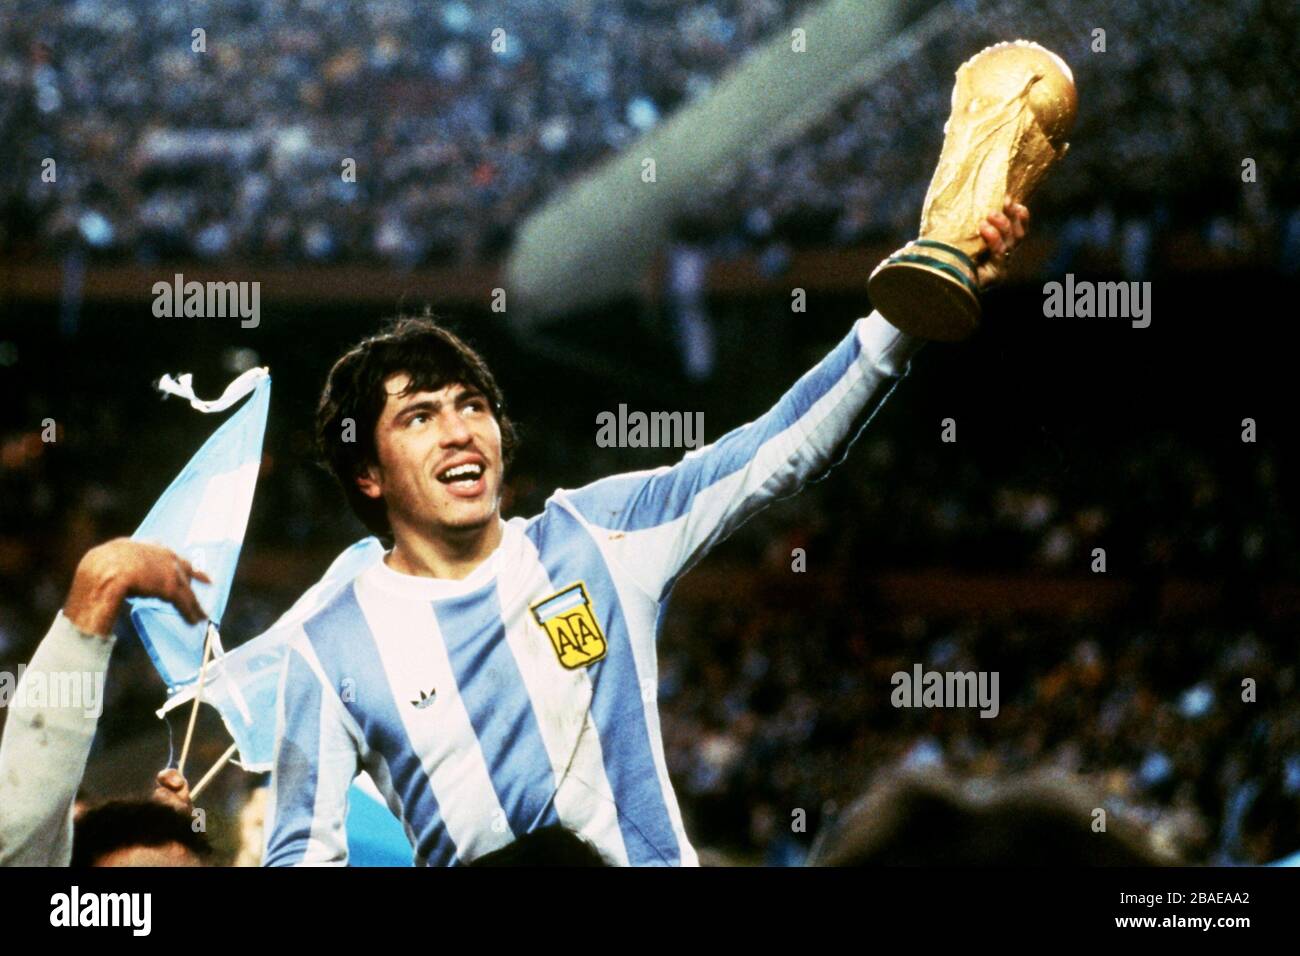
[
  {"left": 177, "top": 622, "right": 216, "bottom": 778},
  {"left": 191, "top": 742, "right": 238, "bottom": 800}
]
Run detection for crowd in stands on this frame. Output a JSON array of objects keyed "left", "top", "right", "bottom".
[
  {"left": 659, "top": 584, "right": 1300, "bottom": 865},
  {"left": 3, "top": 0, "right": 1297, "bottom": 273}
]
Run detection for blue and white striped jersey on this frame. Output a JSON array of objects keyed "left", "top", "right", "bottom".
[{"left": 263, "top": 312, "right": 918, "bottom": 866}]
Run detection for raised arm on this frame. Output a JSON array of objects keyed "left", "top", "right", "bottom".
[
  {"left": 556, "top": 311, "right": 920, "bottom": 601},
  {"left": 555, "top": 203, "right": 1029, "bottom": 602}
]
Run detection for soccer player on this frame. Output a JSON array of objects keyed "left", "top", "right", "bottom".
[{"left": 263, "top": 202, "right": 1029, "bottom": 866}]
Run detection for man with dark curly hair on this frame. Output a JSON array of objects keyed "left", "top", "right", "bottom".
[{"left": 262, "top": 203, "right": 1029, "bottom": 866}]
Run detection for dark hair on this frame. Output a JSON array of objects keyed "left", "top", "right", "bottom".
[
  {"left": 808, "top": 770, "right": 1172, "bottom": 866},
  {"left": 71, "top": 800, "right": 213, "bottom": 867},
  {"left": 315, "top": 315, "right": 517, "bottom": 538},
  {"left": 468, "top": 825, "right": 610, "bottom": 866}
]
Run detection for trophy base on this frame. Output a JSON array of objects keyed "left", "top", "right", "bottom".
[{"left": 867, "top": 240, "right": 982, "bottom": 342}]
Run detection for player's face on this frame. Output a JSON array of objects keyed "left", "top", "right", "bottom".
[{"left": 360, "top": 375, "right": 504, "bottom": 540}]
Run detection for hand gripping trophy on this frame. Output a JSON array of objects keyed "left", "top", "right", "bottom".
[{"left": 868, "top": 40, "right": 1078, "bottom": 341}]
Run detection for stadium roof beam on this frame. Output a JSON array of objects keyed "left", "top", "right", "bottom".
[{"left": 503, "top": 0, "right": 954, "bottom": 327}]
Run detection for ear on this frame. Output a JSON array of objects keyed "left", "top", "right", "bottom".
[{"left": 355, "top": 462, "right": 383, "bottom": 501}]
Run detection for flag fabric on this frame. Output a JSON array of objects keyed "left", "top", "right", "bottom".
[
  {"left": 128, "top": 367, "right": 270, "bottom": 688},
  {"left": 156, "top": 536, "right": 385, "bottom": 771},
  {"left": 345, "top": 774, "right": 413, "bottom": 866}
]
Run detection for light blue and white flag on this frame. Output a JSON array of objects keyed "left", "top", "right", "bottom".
[
  {"left": 129, "top": 367, "right": 270, "bottom": 688},
  {"left": 157, "top": 536, "right": 385, "bottom": 770}
]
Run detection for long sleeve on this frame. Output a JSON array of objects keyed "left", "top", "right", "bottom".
[
  {"left": 0, "top": 612, "right": 115, "bottom": 867},
  {"left": 556, "top": 310, "right": 922, "bottom": 600},
  {"left": 262, "top": 635, "right": 359, "bottom": 866}
]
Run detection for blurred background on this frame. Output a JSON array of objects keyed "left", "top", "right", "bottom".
[{"left": 2, "top": 0, "right": 1299, "bottom": 865}]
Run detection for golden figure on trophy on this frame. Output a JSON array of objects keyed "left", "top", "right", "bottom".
[{"left": 868, "top": 40, "right": 1078, "bottom": 341}]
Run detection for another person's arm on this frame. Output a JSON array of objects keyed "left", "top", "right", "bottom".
[{"left": 0, "top": 540, "right": 208, "bottom": 866}]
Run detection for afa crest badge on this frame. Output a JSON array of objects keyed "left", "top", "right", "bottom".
[{"left": 530, "top": 582, "right": 607, "bottom": 669}]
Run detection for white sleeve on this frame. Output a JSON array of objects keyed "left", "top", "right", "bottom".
[
  {"left": 262, "top": 637, "right": 359, "bottom": 866},
  {"left": 0, "top": 613, "right": 115, "bottom": 867}
]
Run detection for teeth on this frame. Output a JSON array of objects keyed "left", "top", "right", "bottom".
[{"left": 440, "top": 463, "right": 483, "bottom": 482}]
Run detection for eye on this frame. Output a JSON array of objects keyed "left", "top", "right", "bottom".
[
  {"left": 462, "top": 398, "right": 487, "bottom": 415},
  {"left": 406, "top": 412, "right": 430, "bottom": 427}
]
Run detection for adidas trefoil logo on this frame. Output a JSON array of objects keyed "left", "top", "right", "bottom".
[{"left": 412, "top": 688, "right": 437, "bottom": 710}]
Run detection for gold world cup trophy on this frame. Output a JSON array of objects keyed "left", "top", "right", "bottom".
[{"left": 868, "top": 40, "right": 1078, "bottom": 341}]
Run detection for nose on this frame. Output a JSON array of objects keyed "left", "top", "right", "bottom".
[{"left": 437, "top": 406, "right": 473, "bottom": 446}]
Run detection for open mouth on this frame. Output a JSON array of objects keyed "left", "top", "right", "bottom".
[{"left": 436, "top": 461, "right": 486, "bottom": 495}]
